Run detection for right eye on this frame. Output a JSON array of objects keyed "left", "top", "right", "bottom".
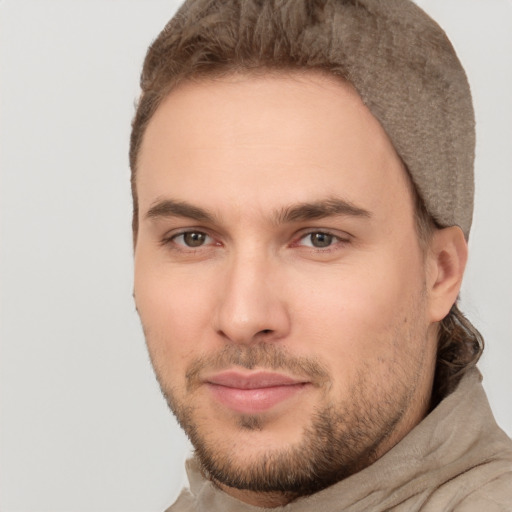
[
  {"left": 298, "top": 231, "right": 337, "bottom": 249},
  {"left": 171, "top": 231, "right": 213, "bottom": 248}
]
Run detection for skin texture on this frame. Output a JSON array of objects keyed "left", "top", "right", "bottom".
[{"left": 133, "top": 72, "right": 467, "bottom": 507}]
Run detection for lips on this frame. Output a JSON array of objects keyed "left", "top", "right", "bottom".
[{"left": 205, "top": 371, "right": 309, "bottom": 414}]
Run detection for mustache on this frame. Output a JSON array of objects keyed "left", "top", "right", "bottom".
[{"left": 185, "top": 343, "right": 330, "bottom": 392}]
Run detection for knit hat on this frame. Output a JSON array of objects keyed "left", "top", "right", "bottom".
[
  {"left": 338, "top": 1, "right": 476, "bottom": 239},
  {"left": 133, "top": 0, "right": 476, "bottom": 238}
]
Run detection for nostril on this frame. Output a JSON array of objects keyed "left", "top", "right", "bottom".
[{"left": 260, "top": 329, "right": 273, "bottom": 335}]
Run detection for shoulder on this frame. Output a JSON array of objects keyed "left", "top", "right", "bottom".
[
  {"left": 423, "top": 456, "right": 512, "bottom": 512},
  {"left": 418, "top": 443, "right": 512, "bottom": 512},
  {"left": 453, "top": 469, "right": 512, "bottom": 511},
  {"left": 164, "top": 487, "right": 196, "bottom": 512}
]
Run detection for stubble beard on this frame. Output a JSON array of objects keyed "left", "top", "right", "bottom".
[{"left": 150, "top": 339, "right": 426, "bottom": 499}]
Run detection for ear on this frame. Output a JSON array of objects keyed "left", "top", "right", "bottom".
[{"left": 426, "top": 226, "right": 468, "bottom": 322}]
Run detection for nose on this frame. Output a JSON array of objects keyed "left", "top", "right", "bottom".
[{"left": 213, "top": 250, "right": 291, "bottom": 344}]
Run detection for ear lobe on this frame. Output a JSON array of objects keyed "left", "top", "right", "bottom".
[{"left": 427, "top": 226, "right": 468, "bottom": 323}]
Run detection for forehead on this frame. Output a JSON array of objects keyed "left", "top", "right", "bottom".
[{"left": 136, "top": 71, "right": 412, "bottom": 223}]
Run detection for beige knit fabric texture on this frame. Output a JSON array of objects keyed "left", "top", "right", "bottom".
[{"left": 340, "top": 0, "right": 476, "bottom": 239}]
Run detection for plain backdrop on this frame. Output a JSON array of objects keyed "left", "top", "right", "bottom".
[{"left": 1, "top": 1, "right": 511, "bottom": 511}]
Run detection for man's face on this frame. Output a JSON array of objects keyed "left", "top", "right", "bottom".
[{"left": 134, "top": 72, "right": 438, "bottom": 501}]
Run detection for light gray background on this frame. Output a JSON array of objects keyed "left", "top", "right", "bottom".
[{"left": 1, "top": 1, "right": 511, "bottom": 511}]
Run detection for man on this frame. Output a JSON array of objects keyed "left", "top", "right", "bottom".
[{"left": 130, "top": 0, "right": 512, "bottom": 510}]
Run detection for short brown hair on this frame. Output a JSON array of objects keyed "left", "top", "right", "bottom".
[{"left": 130, "top": 0, "right": 482, "bottom": 402}]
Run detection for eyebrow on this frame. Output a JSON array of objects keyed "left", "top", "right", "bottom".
[
  {"left": 144, "top": 197, "right": 371, "bottom": 224},
  {"left": 145, "top": 199, "right": 217, "bottom": 223},
  {"left": 274, "top": 197, "right": 371, "bottom": 224}
]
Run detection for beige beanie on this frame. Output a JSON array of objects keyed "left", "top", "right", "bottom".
[
  {"left": 337, "top": 1, "right": 476, "bottom": 239},
  {"left": 132, "top": 0, "right": 475, "bottom": 238}
]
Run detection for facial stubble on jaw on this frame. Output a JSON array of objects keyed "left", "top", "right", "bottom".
[{"left": 150, "top": 341, "right": 421, "bottom": 497}]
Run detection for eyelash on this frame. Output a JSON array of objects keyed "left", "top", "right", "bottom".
[
  {"left": 162, "top": 229, "right": 350, "bottom": 253},
  {"left": 162, "top": 230, "right": 217, "bottom": 251},
  {"left": 293, "top": 231, "right": 350, "bottom": 251}
]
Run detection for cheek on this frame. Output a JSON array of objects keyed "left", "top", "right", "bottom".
[
  {"left": 289, "top": 254, "right": 427, "bottom": 368},
  {"left": 134, "top": 250, "right": 217, "bottom": 377}
]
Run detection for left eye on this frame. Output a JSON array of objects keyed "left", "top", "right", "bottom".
[
  {"left": 172, "top": 231, "right": 213, "bottom": 248},
  {"left": 299, "top": 232, "right": 338, "bottom": 248}
]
